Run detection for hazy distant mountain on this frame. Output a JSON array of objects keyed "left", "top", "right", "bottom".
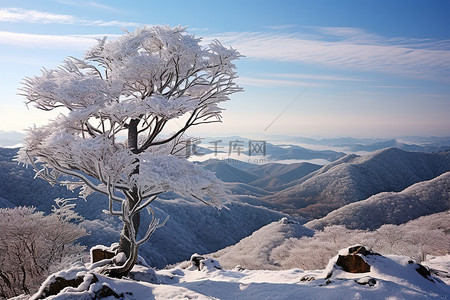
[
  {"left": 281, "top": 136, "right": 385, "bottom": 146},
  {"left": 200, "top": 160, "right": 260, "bottom": 184},
  {"left": 193, "top": 137, "right": 346, "bottom": 163},
  {"left": 245, "top": 162, "right": 322, "bottom": 192},
  {"left": 266, "top": 135, "right": 450, "bottom": 153},
  {"left": 347, "top": 138, "right": 450, "bottom": 152},
  {"left": 305, "top": 171, "right": 450, "bottom": 230},
  {"left": 265, "top": 143, "right": 345, "bottom": 162},
  {"left": 200, "top": 160, "right": 322, "bottom": 195},
  {"left": 0, "top": 131, "right": 24, "bottom": 147},
  {"left": 347, "top": 139, "right": 403, "bottom": 152},
  {"left": 398, "top": 136, "right": 450, "bottom": 146},
  {"left": 263, "top": 148, "right": 450, "bottom": 219}
]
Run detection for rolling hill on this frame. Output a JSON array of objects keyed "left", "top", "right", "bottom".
[
  {"left": 199, "top": 159, "right": 322, "bottom": 195},
  {"left": 262, "top": 148, "right": 450, "bottom": 219}
]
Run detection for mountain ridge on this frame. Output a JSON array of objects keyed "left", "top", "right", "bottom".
[
  {"left": 305, "top": 171, "right": 450, "bottom": 230},
  {"left": 262, "top": 148, "right": 450, "bottom": 219}
]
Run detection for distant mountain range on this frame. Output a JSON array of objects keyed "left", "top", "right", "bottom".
[
  {"left": 0, "top": 131, "right": 24, "bottom": 147},
  {"left": 345, "top": 138, "right": 450, "bottom": 153},
  {"left": 199, "top": 147, "right": 450, "bottom": 223},
  {"left": 264, "top": 143, "right": 345, "bottom": 162},
  {"left": 269, "top": 135, "right": 450, "bottom": 151}
]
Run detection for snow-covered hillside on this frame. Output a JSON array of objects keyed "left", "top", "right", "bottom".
[
  {"left": 305, "top": 171, "right": 450, "bottom": 230},
  {"left": 0, "top": 148, "right": 286, "bottom": 269},
  {"left": 208, "top": 213, "right": 450, "bottom": 272},
  {"left": 263, "top": 148, "right": 450, "bottom": 219},
  {"left": 129, "top": 200, "right": 286, "bottom": 268},
  {"left": 210, "top": 218, "right": 313, "bottom": 270}
]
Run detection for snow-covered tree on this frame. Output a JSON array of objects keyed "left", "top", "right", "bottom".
[
  {"left": 17, "top": 25, "right": 242, "bottom": 277},
  {"left": 0, "top": 202, "right": 86, "bottom": 298}
]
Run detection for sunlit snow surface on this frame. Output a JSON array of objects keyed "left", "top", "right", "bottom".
[{"left": 29, "top": 252, "right": 450, "bottom": 300}]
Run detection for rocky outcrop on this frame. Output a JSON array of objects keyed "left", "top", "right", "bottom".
[
  {"left": 32, "top": 272, "right": 97, "bottom": 300},
  {"left": 335, "top": 245, "right": 379, "bottom": 273}
]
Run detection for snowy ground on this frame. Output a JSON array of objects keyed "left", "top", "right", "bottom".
[
  {"left": 424, "top": 255, "right": 450, "bottom": 285},
  {"left": 26, "top": 249, "right": 450, "bottom": 300}
]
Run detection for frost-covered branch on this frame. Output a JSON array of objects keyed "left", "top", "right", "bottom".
[{"left": 137, "top": 207, "right": 169, "bottom": 246}]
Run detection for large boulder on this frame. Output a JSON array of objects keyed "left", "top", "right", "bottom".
[{"left": 335, "top": 245, "right": 379, "bottom": 273}]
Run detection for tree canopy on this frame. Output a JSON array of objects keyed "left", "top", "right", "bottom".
[{"left": 18, "top": 25, "right": 242, "bottom": 276}]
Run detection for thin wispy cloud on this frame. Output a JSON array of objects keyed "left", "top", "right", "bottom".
[
  {"left": 2, "top": 9, "right": 449, "bottom": 83},
  {"left": 0, "top": 8, "right": 140, "bottom": 27},
  {"left": 189, "top": 27, "right": 210, "bottom": 32},
  {"left": 87, "top": 1, "right": 123, "bottom": 13},
  {"left": 267, "top": 73, "right": 368, "bottom": 82},
  {"left": 369, "top": 85, "right": 408, "bottom": 89},
  {"left": 212, "top": 30, "right": 450, "bottom": 81},
  {"left": 237, "top": 76, "right": 323, "bottom": 88},
  {"left": 313, "top": 26, "right": 450, "bottom": 49},
  {"left": 0, "top": 31, "right": 98, "bottom": 50},
  {"left": 53, "top": 0, "right": 123, "bottom": 14},
  {"left": 238, "top": 72, "right": 365, "bottom": 88},
  {"left": 311, "top": 26, "right": 382, "bottom": 43},
  {"left": 264, "top": 24, "right": 298, "bottom": 30},
  {"left": 0, "top": 8, "right": 75, "bottom": 24}
]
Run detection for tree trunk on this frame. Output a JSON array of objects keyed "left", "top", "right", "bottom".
[
  {"left": 107, "top": 118, "right": 141, "bottom": 278},
  {"left": 106, "top": 193, "right": 141, "bottom": 278}
]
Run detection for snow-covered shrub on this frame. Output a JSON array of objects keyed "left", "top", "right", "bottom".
[
  {"left": 0, "top": 200, "right": 86, "bottom": 298},
  {"left": 210, "top": 219, "right": 314, "bottom": 270},
  {"left": 271, "top": 225, "right": 367, "bottom": 270},
  {"left": 211, "top": 213, "right": 450, "bottom": 271}
]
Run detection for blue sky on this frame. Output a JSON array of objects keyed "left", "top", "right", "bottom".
[{"left": 1, "top": 0, "right": 449, "bottom": 138}]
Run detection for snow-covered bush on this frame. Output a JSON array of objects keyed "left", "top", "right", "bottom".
[
  {"left": 276, "top": 219, "right": 449, "bottom": 270},
  {"left": 0, "top": 200, "right": 86, "bottom": 298},
  {"left": 211, "top": 212, "right": 450, "bottom": 271}
]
